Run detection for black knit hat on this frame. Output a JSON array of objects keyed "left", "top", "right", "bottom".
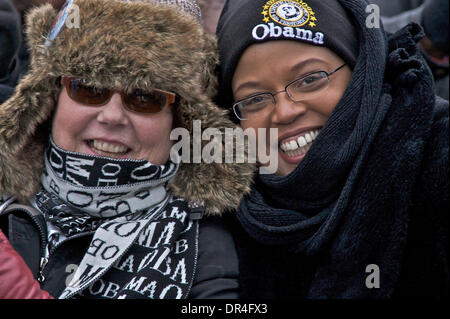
[{"left": 216, "top": 0, "right": 359, "bottom": 109}]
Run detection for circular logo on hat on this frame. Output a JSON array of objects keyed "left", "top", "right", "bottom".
[{"left": 262, "top": 0, "right": 317, "bottom": 28}]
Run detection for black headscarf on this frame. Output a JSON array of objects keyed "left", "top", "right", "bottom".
[
  {"left": 229, "top": 0, "right": 447, "bottom": 298},
  {"left": 238, "top": 0, "right": 390, "bottom": 253}
]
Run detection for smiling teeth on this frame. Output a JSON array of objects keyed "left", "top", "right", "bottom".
[
  {"left": 280, "top": 130, "right": 321, "bottom": 157},
  {"left": 91, "top": 140, "right": 128, "bottom": 154}
]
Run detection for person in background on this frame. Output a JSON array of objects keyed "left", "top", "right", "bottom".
[
  {"left": 1, "top": 0, "right": 66, "bottom": 103},
  {"left": 216, "top": 0, "right": 448, "bottom": 298},
  {"left": 197, "top": 0, "right": 226, "bottom": 34},
  {"left": 12, "top": 0, "right": 66, "bottom": 13},
  {"left": 371, "top": 0, "right": 448, "bottom": 99}
]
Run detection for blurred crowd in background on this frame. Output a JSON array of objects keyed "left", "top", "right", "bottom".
[{"left": 1, "top": 0, "right": 448, "bottom": 102}]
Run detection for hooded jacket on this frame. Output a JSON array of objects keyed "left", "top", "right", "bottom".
[{"left": 0, "top": 0, "right": 255, "bottom": 299}]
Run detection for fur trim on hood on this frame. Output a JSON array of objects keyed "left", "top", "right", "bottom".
[{"left": 0, "top": 0, "right": 254, "bottom": 216}]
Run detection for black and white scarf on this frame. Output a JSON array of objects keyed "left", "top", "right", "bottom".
[
  {"left": 41, "top": 136, "right": 178, "bottom": 218},
  {"left": 35, "top": 137, "right": 199, "bottom": 299}
]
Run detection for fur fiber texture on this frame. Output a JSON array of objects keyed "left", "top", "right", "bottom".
[{"left": 0, "top": 0, "right": 254, "bottom": 215}]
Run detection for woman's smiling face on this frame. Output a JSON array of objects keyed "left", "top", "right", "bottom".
[
  {"left": 232, "top": 40, "right": 352, "bottom": 176},
  {"left": 52, "top": 86, "right": 175, "bottom": 165}
]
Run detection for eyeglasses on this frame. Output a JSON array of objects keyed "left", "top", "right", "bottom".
[
  {"left": 233, "top": 64, "right": 347, "bottom": 120},
  {"left": 61, "top": 77, "right": 176, "bottom": 114}
]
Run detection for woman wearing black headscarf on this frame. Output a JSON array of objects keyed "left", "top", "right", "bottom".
[{"left": 216, "top": 0, "right": 448, "bottom": 298}]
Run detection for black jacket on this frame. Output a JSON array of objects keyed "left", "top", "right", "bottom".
[{"left": 0, "top": 203, "right": 239, "bottom": 299}]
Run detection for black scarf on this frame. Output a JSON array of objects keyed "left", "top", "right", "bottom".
[{"left": 236, "top": 1, "right": 439, "bottom": 298}]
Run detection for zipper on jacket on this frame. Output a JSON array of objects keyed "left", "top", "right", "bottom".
[
  {"left": 6, "top": 206, "right": 49, "bottom": 282},
  {"left": 7, "top": 203, "right": 92, "bottom": 284},
  {"left": 184, "top": 220, "right": 199, "bottom": 298},
  {"left": 38, "top": 257, "right": 49, "bottom": 282},
  {"left": 29, "top": 212, "right": 49, "bottom": 284}
]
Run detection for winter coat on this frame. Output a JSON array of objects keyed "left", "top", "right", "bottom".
[{"left": 0, "top": 201, "right": 239, "bottom": 299}]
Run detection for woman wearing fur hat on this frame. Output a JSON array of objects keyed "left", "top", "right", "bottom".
[
  {"left": 0, "top": 0, "right": 253, "bottom": 299},
  {"left": 216, "top": 0, "right": 448, "bottom": 298}
]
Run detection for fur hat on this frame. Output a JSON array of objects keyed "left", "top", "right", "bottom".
[
  {"left": 138, "top": 0, "right": 203, "bottom": 22},
  {"left": 0, "top": 0, "right": 254, "bottom": 215}
]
